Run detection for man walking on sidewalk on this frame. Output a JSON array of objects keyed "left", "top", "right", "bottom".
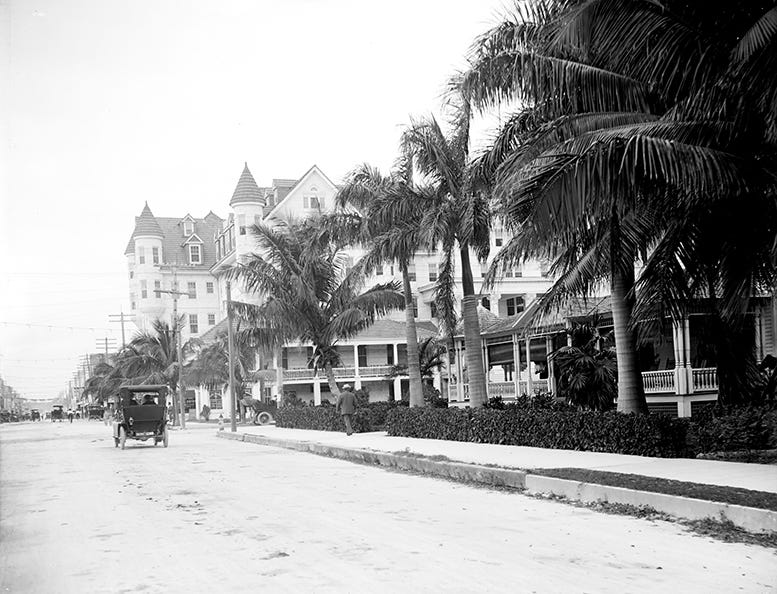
[{"left": 336, "top": 384, "right": 357, "bottom": 436}]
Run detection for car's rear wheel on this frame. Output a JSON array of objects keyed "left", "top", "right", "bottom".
[
  {"left": 256, "top": 411, "right": 273, "bottom": 426},
  {"left": 162, "top": 426, "right": 169, "bottom": 448},
  {"left": 119, "top": 426, "right": 126, "bottom": 450}
]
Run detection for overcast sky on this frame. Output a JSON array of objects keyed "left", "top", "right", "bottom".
[{"left": 0, "top": 0, "right": 511, "bottom": 400}]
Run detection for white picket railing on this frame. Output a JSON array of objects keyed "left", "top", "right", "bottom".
[
  {"left": 692, "top": 367, "right": 718, "bottom": 392},
  {"left": 488, "top": 382, "right": 516, "bottom": 398},
  {"left": 642, "top": 370, "right": 675, "bottom": 393}
]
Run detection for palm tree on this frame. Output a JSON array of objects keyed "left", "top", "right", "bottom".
[
  {"left": 332, "top": 161, "right": 432, "bottom": 407},
  {"left": 83, "top": 361, "right": 123, "bottom": 405},
  {"left": 114, "top": 319, "right": 182, "bottom": 407},
  {"left": 400, "top": 94, "right": 493, "bottom": 408},
  {"left": 185, "top": 327, "right": 260, "bottom": 411},
  {"left": 389, "top": 337, "right": 447, "bottom": 383},
  {"left": 218, "top": 217, "right": 406, "bottom": 402},
  {"left": 463, "top": 1, "right": 777, "bottom": 411}
]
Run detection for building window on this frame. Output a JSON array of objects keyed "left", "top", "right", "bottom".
[
  {"left": 208, "top": 313, "right": 216, "bottom": 325},
  {"left": 376, "top": 265, "right": 383, "bottom": 276},
  {"left": 152, "top": 247, "right": 160, "bottom": 264},
  {"left": 480, "top": 262, "right": 489, "bottom": 277},
  {"left": 481, "top": 297, "right": 490, "bottom": 310},
  {"left": 129, "top": 271, "right": 134, "bottom": 279},
  {"left": 254, "top": 215, "right": 261, "bottom": 226},
  {"left": 386, "top": 344, "right": 394, "bottom": 365},
  {"left": 495, "top": 237, "right": 503, "bottom": 247},
  {"left": 189, "top": 314, "right": 198, "bottom": 334},
  {"left": 506, "top": 296, "right": 525, "bottom": 317},
  {"left": 184, "top": 220, "right": 194, "bottom": 235},
  {"left": 408, "top": 265, "right": 416, "bottom": 282},
  {"left": 412, "top": 297, "right": 418, "bottom": 318},
  {"left": 140, "top": 280, "right": 147, "bottom": 299},
  {"left": 188, "top": 282, "right": 197, "bottom": 299},
  {"left": 206, "top": 281, "right": 214, "bottom": 294},
  {"left": 357, "top": 345, "right": 367, "bottom": 368},
  {"left": 430, "top": 302, "right": 439, "bottom": 318},
  {"left": 238, "top": 214, "right": 246, "bottom": 235},
  {"left": 138, "top": 247, "right": 145, "bottom": 264},
  {"left": 281, "top": 348, "right": 288, "bottom": 370},
  {"left": 429, "top": 263, "right": 438, "bottom": 282},
  {"left": 304, "top": 195, "right": 322, "bottom": 209},
  {"left": 130, "top": 294, "right": 136, "bottom": 310},
  {"left": 154, "top": 280, "right": 161, "bottom": 298},
  {"left": 189, "top": 244, "right": 201, "bottom": 264},
  {"left": 209, "top": 391, "right": 222, "bottom": 409}
]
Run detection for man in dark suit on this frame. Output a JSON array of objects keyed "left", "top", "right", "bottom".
[{"left": 336, "top": 384, "right": 357, "bottom": 436}]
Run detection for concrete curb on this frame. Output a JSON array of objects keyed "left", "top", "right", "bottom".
[{"left": 217, "top": 431, "right": 777, "bottom": 535}]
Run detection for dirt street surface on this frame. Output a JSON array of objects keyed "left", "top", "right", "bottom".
[{"left": 1, "top": 422, "right": 774, "bottom": 593}]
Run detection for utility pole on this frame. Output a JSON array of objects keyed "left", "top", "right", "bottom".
[
  {"left": 156, "top": 272, "right": 188, "bottom": 429},
  {"left": 108, "top": 310, "right": 131, "bottom": 349},
  {"left": 95, "top": 338, "right": 117, "bottom": 361},
  {"left": 226, "top": 280, "right": 237, "bottom": 432}
]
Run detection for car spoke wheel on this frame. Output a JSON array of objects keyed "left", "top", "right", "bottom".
[
  {"left": 256, "top": 411, "right": 273, "bottom": 426},
  {"left": 119, "top": 426, "right": 126, "bottom": 450}
]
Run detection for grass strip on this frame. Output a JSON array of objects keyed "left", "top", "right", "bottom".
[{"left": 532, "top": 467, "right": 777, "bottom": 511}]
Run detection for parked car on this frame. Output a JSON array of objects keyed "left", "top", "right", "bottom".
[{"left": 31, "top": 409, "right": 41, "bottom": 421}]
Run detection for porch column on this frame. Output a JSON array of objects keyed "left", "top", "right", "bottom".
[
  {"left": 445, "top": 347, "right": 453, "bottom": 402},
  {"left": 684, "top": 317, "right": 693, "bottom": 394},
  {"left": 546, "top": 335, "right": 556, "bottom": 395},
  {"left": 455, "top": 341, "right": 464, "bottom": 401},
  {"left": 353, "top": 343, "right": 362, "bottom": 390},
  {"left": 432, "top": 366, "right": 442, "bottom": 391},
  {"left": 273, "top": 350, "right": 283, "bottom": 402},
  {"left": 755, "top": 309, "right": 764, "bottom": 361},
  {"left": 313, "top": 376, "right": 322, "bottom": 406},
  {"left": 393, "top": 377, "right": 402, "bottom": 401},
  {"left": 672, "top": 318, "right": 687, "bottom": 395},
  {"left": 525, "top": 338, "right": 533, "bottom": 395},
  {"left": 483, "top": 342, "right": 490, "bottom": 397},
  {"left": 512, "top": 334, "right": 521, "bottom": 396}
]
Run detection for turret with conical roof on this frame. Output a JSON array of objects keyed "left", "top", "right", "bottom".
[
  {"left": 230, "top": 163, "right": 264, "bottom": 207},
  {"left": 132, "top": 202, "right": 165, "bottom": 237}
]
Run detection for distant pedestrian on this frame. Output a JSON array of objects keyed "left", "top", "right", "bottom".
[
  {"left": 67, "top": 408, "right": 74, "bottom": 423},
  {"left": 336, "top": 384, "right": 357, "bottom": 436}
]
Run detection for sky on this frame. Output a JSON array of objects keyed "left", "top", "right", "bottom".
[{"left": 0, "top": 0, "right": 513, "bottom": 400}]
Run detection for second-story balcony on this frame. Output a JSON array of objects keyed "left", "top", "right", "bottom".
[{"left": 281, "top": 364, "right": 397, "bottom": 382}]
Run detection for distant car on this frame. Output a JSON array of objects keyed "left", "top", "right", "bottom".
[
  {"left": 51, "top": 405, "right": 64, "bottom": 422},
  {"left": 31, "top": 409, "right": 41, "bottom": 421}
]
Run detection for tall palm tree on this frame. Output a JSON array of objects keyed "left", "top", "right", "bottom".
[
  {"left": 83, "top": 361, "right": 123, "bottom": 405},
  {"left": 219, "top": 217, "right": 405, "bottom": 402},
  {"left": 332, "top": 161, "right": 431, "bottom": 407},
  {"left": 464, "top": 0, "right": 777, "bottom": 411},
  {"left": 400, "top": 95, "right": 493, "bottom": 408},
  {"left": 115, "top": 319, "right": 181, "bottom": 395}
]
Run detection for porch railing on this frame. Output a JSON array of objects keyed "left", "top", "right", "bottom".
[
  {"left": 283, "top": 368, "right": 315, "bottom": 381},
  {"left": 642, "top": 370, "right": 676, "bottom": 394},
  {"left": 488, "top": 382, "right": 516, "bottom": 398},
  {"left": 692, "top": 367, "right": 718, "bottom": 392},
  {"left": 359, "top": 365, "right": 393, "bottom": 378},
  {"left": 282, "top": 365, "right": 394, "bottom": 382}
]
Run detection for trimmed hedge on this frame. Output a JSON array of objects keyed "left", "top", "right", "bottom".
[
  {"left": 386, "top": 405, "right": 777, "bottom": 458},
  {"left": 274, "top": 401, "right": 407, "bottom": 433},
  {"left": 385, "top": 407, "right": 688, "bottom": 457}
]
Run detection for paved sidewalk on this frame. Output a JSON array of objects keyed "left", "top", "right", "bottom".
[{"left": 229, "top": 424, "right": 777, "bottom": 494}]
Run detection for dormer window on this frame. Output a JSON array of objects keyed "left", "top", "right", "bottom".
[
  {"left": 184, "top": 221, "right": 194, "bottom": 235},
  {"left": 303, "top": 187, "right": 324, "bottom": 210},
  {"left": 189, "top": 244, "right": 201, "bottom": 264}
]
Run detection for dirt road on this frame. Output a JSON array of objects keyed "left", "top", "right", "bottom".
[{"left": 1, "top": 421, "right": 774, "bottom": 593}]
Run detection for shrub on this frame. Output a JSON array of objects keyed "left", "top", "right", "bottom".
[
  {"left": 423, "top": 384, "right": 448, "bottom": 408},
  {"left": 386, "top": 407, "right": 689, "bottom": 457},
  {"left": 275, "top": 400, "right": 406, "bottom": 433},
  {"left": 687, "top": 405, "right": 777, "bottom": 454}
]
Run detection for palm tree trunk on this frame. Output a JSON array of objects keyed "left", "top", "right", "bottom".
[
  {"left": 402, "top": 265, "right": 424, "bottom": 407},
  {"left": 610, "top": 222, "right": 648, "bottom": 414},
  {"left": 324, "top": 362, "right": 340, "bottom": 400},
  {"left": 460, "top": 245, "right": 487, "bottom": 407}
]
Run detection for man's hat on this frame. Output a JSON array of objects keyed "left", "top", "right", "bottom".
[{"left": 342, "top": 384, "right": 351, "bottom": 390}]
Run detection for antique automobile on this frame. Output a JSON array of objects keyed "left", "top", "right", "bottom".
[
  {"left": 51, "top": 405, "right": 64, "bottom": 422},
  {"left": 30, "top": 409, "right": 41, "bottom": 421},
  {"left": 87, "top": 405, "right": 104, "bottom": 420},
  {"left": 241, "top": 396, "right": 277, "bottom": 425},
  {"left": 112, "top": 385, "right": 169, "bottom": 450}
]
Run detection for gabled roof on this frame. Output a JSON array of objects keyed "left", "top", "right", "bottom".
[
  {"left": 230, "top": 163, "right": 265, "bottom": 207},
  {"left": 264, "top": 164, "right": 339, "bottom": 221},
  {"left": 183, "top": 233, "right": 204, "bottom": 245}
]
